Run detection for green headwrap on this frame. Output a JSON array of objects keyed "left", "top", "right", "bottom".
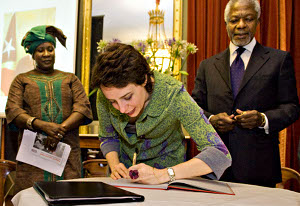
[
  {"left": 21, "top": 25, "right": 66, "bottom": 55},
  {"left": 22, "top": 25, "right": 56, "bottom": 55}
]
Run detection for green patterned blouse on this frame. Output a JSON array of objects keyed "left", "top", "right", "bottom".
[{"left": 96, "top": 71, "right": 231, "bottom": 179}]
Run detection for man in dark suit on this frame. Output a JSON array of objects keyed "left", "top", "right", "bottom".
[{"left": 192, "top": 0, "right": 300, "bottom": 187}]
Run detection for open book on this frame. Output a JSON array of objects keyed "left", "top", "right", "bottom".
[{"left": 101, "top": 177, "right": 235, "bottom": 195}]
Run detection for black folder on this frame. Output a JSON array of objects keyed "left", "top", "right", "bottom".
[{"left": 33, "top": 181, "right": 145, "bottom": 205}]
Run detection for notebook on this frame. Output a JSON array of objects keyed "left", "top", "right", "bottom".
[{"left": 33, "top": 181, "right": 145, "bottom": 205}]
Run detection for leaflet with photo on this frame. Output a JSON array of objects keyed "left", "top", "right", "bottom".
[
  {"left": 30, "top": 132, "right": 65, "bottom": 165},
  {"left": 16, "top": 130, "right": 71, "bottom": 176}
]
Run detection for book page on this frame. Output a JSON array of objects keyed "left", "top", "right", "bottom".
[
  {"left": 16, "top": 130, "right": 71, "bottom": 176},
  {"left": 169, "top": 177, "right": 234, "bottom": 194},
  {"left": 101, "top": 177, "right": 234, "bottom": 195},
  {"left": 100, "top": 178, "right": 169, "bottom": 190}
]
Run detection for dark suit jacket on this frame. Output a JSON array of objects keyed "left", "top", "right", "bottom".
[{"left": 192, "top": 42, "right": 300, "bottom": 186}]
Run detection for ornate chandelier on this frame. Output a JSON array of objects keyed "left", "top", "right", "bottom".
[{"left": 146, "top": 0, "right": 171, "bottom": 72}]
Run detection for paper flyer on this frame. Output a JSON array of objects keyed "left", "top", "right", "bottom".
[{"left": 16, "top": 130, "right": 71, "bottom": 176}]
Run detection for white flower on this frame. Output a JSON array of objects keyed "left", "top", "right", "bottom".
[
  {"left": 186, "top": 43, "right": 198, "bottom": 54},
  {"left": 97, "top": 40, "right": 108, "bottom": 53}
]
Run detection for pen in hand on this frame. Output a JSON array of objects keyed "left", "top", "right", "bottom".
[
  {"left": 129, "top": 151, "right": 139, "bottom": 179},
  {"left": 132, "top": 152, "right": 137, "bottom": 166}
]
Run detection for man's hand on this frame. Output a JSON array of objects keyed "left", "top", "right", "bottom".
[
  {"left": 210, "top": 112, "right": 236, "bottom": 133},
  {"left": 234, "top": 109, "right": 265, "bottom": 129}
]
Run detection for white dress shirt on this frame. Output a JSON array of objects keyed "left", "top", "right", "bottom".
[{"left": 229, "top": 37, "right": 256, "bottom": 70}]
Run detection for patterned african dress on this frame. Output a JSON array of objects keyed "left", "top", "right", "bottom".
[
  {"left": 5, "top": 70, "right": 92, "bottom": 193},
  {"left": 97, "top": 71, "right": 232, "bottom": 179}
]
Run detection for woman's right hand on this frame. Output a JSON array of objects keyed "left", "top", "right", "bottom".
[
  {"left": 106, "top": 151, "right": 129, "bottom": 180},
  {"left": 34, "top": 120, "right": 67, "bottom": 140},
  {"left": 110, "top": 163, "right": 129, "bottom": 180}
]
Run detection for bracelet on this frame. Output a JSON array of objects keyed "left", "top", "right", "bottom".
[
  {"left": 26, "top": 117, "right": 37, "bottom": 130},
  {"left": 260, "top": 113, "right": 266, "bottom": 127}
]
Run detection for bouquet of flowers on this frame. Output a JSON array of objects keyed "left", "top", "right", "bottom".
[{"left": 96, "top": 38, "right": 198, "bottom": 76}]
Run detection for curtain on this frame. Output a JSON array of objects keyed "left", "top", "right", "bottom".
[
  {"left": 287, "top": 0, "right": 300, "bottom": 173},
  {"left": 187, "top": 0, "right": 229, "bottom": 95},
  {"left": 186, "top": 0, "right": 300, "bottom": 175}
]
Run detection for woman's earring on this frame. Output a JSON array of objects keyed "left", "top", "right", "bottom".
[{"left": 33, "top": 60, "right": 36, "bottom": 69}]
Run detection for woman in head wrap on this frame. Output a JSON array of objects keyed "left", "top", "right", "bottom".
[{"left": 5, "top": 25, "right": 93, "bottom": 193}]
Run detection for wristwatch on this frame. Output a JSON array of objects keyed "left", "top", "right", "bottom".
[
  {"left": 260, "top": 113, "right": 266, "bottom": 127},
  {"left": 167, "top": 167, "right": 176, "bottom": 182}
]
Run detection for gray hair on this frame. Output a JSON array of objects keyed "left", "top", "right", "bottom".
[{"left": 224, "top": 0, "right": 261, "bottom": 23}]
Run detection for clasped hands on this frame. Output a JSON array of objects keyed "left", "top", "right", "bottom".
[
  {"left": 110, "top": 162, "right": 163, "bottom": 184},
  {"left": 42, "top": 122, "right": 67, "bottom": 151},
  {"left": 210, "top": 109, "right": 265, "bottom": 133}
]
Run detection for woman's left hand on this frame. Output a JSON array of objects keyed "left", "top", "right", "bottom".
[
  {"left": 44, "top": 136, "right": 60, "bottom": 151},
  {"left": 128, "top": 163, "right": 164, "bottom": 184}
]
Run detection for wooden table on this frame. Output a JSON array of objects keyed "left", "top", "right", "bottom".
[
  {"left": 79, "top": 134, "right": 100, "bottom": 149},
  {"left": 12, "top": 177, "right": 300, "bottom": 206}
]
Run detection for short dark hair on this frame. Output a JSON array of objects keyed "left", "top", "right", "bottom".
[{"left": 91, "top": 43, "right": 154, "bottom": 93}]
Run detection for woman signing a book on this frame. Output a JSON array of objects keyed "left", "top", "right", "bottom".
[
  {"left": 91, "top": 43, "right": 231, "bottom": 184},
  {"left": 5, "top": 25, "right": 93, "bottom": 193}
]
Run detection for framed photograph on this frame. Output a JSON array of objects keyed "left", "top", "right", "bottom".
[{"left": 0, "top": 0, "right": 79, "bottom": 117}]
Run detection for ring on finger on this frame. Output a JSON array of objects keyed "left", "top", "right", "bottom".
[
  {"left": 57, "top": 133, "right": 63, "bottom": 139},
  {"left": 129, "top": 170, "right": 139, "bottom": 179}
]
